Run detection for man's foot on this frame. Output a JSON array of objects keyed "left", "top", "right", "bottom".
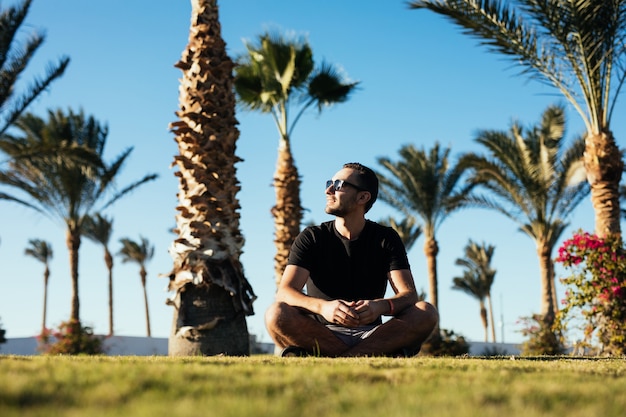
[{"left": 279, "top": 346, "right": 310, "bottom": 357}]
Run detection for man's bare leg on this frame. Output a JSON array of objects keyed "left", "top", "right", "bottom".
[
  {"left": 265, "top": 301, "right": 350, "bottom": 356},
  {"left": 344, "top": 301, "right": 438, "bottom": 357}
]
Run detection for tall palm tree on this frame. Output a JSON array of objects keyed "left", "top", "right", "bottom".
[
  {"left": 0, "top": 0, "right": 69, "bottom": 135},
  {"left": 168, "top": 0, "right": 256, "bottom": 356},
  {"left": 24, "top": 238, "right": 53, "bottom": 334},
  {"left": 452, "top": 240, "right": 497, "bottom": 343},
  {"left": 409, "top": 0, "right": 625, "bottom": 238},
  {"left": 118, "top": 236, "right": 154, "bottom": 338},
  {"left": 377, "top": 142, "right": 473, "bottom": 309},
  {"left": 0, "top": 109, "right": 157, "bottom": 328},
  {"left": 234, "top": 31, "right": 359, "bottom": 285},
  {"left": 82, "top": 213, "right": 114, "bottom": 336},
  {"left": 460, "top": 104, "right": 589, "bottom": 322}
]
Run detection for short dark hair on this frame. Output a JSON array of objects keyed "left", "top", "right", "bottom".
[{"left": 343, "top": 162, "right": 378, "bottom": 212}]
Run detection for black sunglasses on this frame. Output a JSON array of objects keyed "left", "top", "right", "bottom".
[{"left": 326, "top": 179, "right": 367, "bottom": 192}]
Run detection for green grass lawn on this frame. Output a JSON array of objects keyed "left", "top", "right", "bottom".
[{"left": 1, "top": 355, "right": 625, "bottom": 417}]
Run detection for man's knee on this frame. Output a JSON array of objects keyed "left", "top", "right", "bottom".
[
  {"left": 265, "top": 301, "right": 303, "bottom": 330},
  {"left": 401, "top": 300, "right": 438, "bottom": 333},
  {"left": 264, "top": 301, "right": 285, "bottom": 330},
  {"left": 416, "top": 300, "right": 439, "bottom": 328}
]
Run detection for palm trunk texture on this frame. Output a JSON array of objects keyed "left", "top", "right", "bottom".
[
  {"left": 584, "top": 131, "right": 623, "bottom": 237},
  {"left": 167, "top": 0, "right": 256, "bottom": 356},
  {"left": 272, "top": 136, "right": 302, "bottom": 285}
]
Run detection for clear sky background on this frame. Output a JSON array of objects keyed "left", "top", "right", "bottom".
[{"left": 1, "top": 0, "right": 621, "bottom": 346}]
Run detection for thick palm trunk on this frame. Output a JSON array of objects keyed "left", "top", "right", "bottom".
[
  {"left": 272, "top": 135, "right": 302, "bottom": 286},
  {"left": 584, "top": 131, "right": 623, "bottom": 237},
  {"left": 167, "top": 0, "right": 255, "bottom": 356},
  {"left": 66, "top": 228, "right": 81, "bottom": 323},
  {"left": 423, "top": 236, "right": 439, "bottom": 309},
  {"left": 105, "top": 250, "right": 113, "bottom": 336},
  {"left": 537, "top": 241, "right": 556, "bottom": 324},
  {"left": 169, "top": 283, "right": 250, "bottom": 355}
]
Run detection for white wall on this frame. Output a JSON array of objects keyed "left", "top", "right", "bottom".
[{"left": 1, "top": 337, "right": 518, "bottom": 356}]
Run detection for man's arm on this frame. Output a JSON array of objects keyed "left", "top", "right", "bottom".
[
  {"left": 386, "top": 269, "right": 419, "bottom": 314},
  {"left": 276, "top": 264, "right": 360, "bottom": 326}
]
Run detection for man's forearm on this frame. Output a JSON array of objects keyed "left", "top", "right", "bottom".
[
  {"left": 275, "top": 287, "right": 324, "bottom": 316},
  {"left": 386, "top": 290, "right": 419, "bottom": 315}
]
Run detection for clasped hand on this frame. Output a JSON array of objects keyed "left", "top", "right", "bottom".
[{"left": 321, "top": 299, "right": 382, "bottom": 327}]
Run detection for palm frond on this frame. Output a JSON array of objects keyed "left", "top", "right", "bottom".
[{"left": 409, "top": 0, "right": 626, "bottom": 132}]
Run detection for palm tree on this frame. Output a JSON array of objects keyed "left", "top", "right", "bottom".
[
  {"left": 82, "top": 213, "right": 114, "bottom": 336},
  {"left": 378, "top": 215, "right": 422, "bottom": 251},
  {"left": 234, "top": 31, "right": 359, "bottom": 285},
  {"left": 24, "top": 239, "right": 53, "bottom": 334},
  {"left": 0, "top": 109, "right": 157, "bottom": 328},
  {"left": 167, "top": 0, "right": 256, "bottom": 356},
  {"left": 376, "top": 143, "right": 473, "bottom": 309},
  {"left": 0, "top": 0, "right": 69, "bottom": 135},
  {"left": 460, "top": 104, "right": 589, "bottom": 322},
  {"left": 452, "top": 240, "right": 496, "bottom": 343},
  {"left": 118, "top": 236, "right": 154, "bottom": 337},
  {"left": 409, "top": 0, "right": 625, "bottom": 238}
]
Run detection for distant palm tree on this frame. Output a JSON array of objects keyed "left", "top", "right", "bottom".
[
  {"left": 234, "top": 31, "right": 359, "bottom": 285},
  {"left": 409, "top": 0, "right": 625, "bottom": 237},
  {"left": 24, "top": 239, "right": 53, "bottom": 334},
  {"left": 377, "top": 143, "right": 473, "bottom": 309},
  {"left": 168, "top": 0, "right": 256, "bottom": 356},
  {"left": 0, "top": 0, "right": 69, "bottom": 135},
  {"left": 0, "top": 109, "right": 157, "bottom": 328},
  {"left": 460, "top": 105, "right": 589, "bottom": 323},
  {"left": 82, "top": 213, "right": 114, "bottom": 336},
  {"left": 118, "top": 236, "right": 154, "bottom": 337},
  {"left": 452, "top": 240, "right": 496, "bottom": 343},
  {"left": 378, "top": 215, "right": 422, "bottom": 251}
]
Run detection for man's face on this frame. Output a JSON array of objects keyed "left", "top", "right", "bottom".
[{"left": 324, "top": 168, "right": 367, "bottom": 217}]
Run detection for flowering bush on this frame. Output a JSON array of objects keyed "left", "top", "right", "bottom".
[
  {"left": 555, "top": 231, "right": 626, "bottom": 356},
  {"left": 37, "top": 319, "right": 105, "bottom": 355},
  {"left": 518, "top": 314, "right": 565, "bottom": 356}
]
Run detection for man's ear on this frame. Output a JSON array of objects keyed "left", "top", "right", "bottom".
[{"left": 359, "top": 191, "right": 371, "bottom": 205}]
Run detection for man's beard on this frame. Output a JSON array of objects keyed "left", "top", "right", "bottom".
[
  {"left": 325, "top": 206, "right": 347, "bottom": 217},
  {"left": 325, "top": 201, "right": 350, "bottom": 217}
]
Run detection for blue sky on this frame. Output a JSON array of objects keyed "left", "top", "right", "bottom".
[{"left": 1, "top": 0, "right": 620, "bottom": 346}]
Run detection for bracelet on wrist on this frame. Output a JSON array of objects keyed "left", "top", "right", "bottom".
[{"left": 387, "top": 299, "right": 395, "bottom": 316}]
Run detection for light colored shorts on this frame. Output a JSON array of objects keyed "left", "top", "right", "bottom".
[{"left": 325, "top": 323, "right": 381, "bottom": 347}]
